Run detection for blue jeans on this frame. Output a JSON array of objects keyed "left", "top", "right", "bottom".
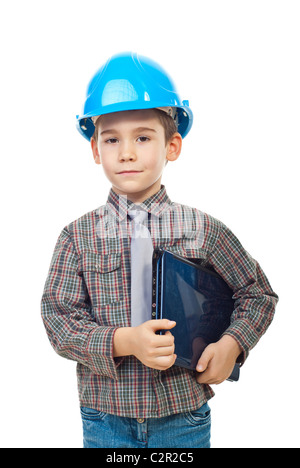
[{"left": 80, "top": 403, "right": 211, "bottom": 448}]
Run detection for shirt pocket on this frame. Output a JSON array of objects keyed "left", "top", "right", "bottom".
[{"left": 78, "top": 252, "right": 123, "bottom": 308}]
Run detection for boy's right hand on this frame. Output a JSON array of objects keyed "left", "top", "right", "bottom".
[{"left": 131, "top": 319, "right": 177, "bottom": 371}]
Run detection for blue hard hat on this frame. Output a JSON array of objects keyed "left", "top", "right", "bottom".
[{"left": 76, "top": 52, "right": 193, "bottom": 141}]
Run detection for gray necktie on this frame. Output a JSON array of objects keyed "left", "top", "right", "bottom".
[{"left": 128, "top": 209, "right": 153, "bottom": 327}]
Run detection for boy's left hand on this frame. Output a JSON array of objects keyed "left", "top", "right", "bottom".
[{"left": 196, "top": 335, "right": 242, "bottom": 385}]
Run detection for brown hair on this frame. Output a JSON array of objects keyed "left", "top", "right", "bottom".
[{"left": 92, "top": 108, "right": 177, "bottom": 145}]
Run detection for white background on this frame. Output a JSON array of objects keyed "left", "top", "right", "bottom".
[{"left": 0, "top": 0, "right": 299, "bottom": 448}]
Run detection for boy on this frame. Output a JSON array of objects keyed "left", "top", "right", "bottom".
[{"left": 41, "top": 52, "right": 278, "bottom": 448}]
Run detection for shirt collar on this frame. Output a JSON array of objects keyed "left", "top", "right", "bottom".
[{"left": 106, "top": 185, "right": 172, "bottom": 221}]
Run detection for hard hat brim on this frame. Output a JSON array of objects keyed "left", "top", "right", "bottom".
[{"left": 76, "top": 103, "right": 193, "bottom": 141}]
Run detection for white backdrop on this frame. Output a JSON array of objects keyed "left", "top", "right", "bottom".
[{"left": 1, "top": 0, "right": 299, "bottom": 448}]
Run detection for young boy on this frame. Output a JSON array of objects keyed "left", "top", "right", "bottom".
[{"left": 41, "top": 52, "right": 278, "bottom": 449}]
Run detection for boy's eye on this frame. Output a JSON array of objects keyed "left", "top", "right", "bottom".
[
  {"left": 105, "top": 138, "right": 119, "bottom": 144},
  {"left": 137, "top": 136, "right": 150, "bottom": 143}
]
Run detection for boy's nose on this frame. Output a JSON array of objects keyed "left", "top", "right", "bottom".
[
  {"left": 119, "top": 142, "right": 137, "bottom": 162},
  {"left": 120, "top": 153, "right": 136, "bottom": 162}
]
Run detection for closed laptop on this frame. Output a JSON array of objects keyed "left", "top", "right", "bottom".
[{"left": 152, "top": 248, "right": 240, "bottom": 382}]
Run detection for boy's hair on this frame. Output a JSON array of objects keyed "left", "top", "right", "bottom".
[{"left": 92, "top": 109, "right": 178, "bottom": 146}]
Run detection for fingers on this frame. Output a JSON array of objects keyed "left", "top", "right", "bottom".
[
  {"left": 196, "top": 366, "right": 228, "bottom": 385},
  {"left": 154, "top": 353, "right": 177, "bottom": 370},
  {"left": 147, "top": 319, "right": 176, "bottom": 332},
  {"left": 197, "top": 373, "right": 223, "bottom": 385},
  {"left": 156, "top": 331, "right": 174, "bottom": 347},
  {"left": 148, "top": 325, "right": 176, "bottom": 370},
  {"left": 195, "top": 343, "right": 230, "bottom": 385},
  {"left": 151, "top": 345, "right": 175, "bottom": 357},
  {"left": 150, "top": 332, "right": 175, "bottom": 356},
  {"left": 145, "top": 320, "right": 176, "bottom": 347},
  {"left": 134, "top": 319, "right": 177, "bottom": 371},
  {"left": 195, "top": 345, "right": 216, "bottom": 384},
  {"left": 196, "top": 345, "right": 214, "bottom": 373}
]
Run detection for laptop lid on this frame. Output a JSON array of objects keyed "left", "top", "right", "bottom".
[{"left": 152, "top": 248, "right": 240, "bottom": 381}]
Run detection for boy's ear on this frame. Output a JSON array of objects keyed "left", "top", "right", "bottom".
[
  {"left": 166, "top": 132, "right": 182, "bottom": 162},
  {"left": 91, "top": 138, "right": 101, "bottom": 165}
]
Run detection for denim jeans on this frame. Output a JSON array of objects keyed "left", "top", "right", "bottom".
[{"left": 80, "top": 402, "right": 211, "bottom": 448}]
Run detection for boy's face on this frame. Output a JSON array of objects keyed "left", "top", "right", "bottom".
[{"left": 91, "top": 109, "right": 182, "bottom": 203}]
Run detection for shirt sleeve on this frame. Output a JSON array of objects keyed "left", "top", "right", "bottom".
[
  {"left": 207, "top": 223, "right": 279, "bottom": 364},
  {"left": 41, "top": 227, "right": 121, "bottom": 380}
]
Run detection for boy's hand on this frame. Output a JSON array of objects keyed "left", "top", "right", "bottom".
[
  {"left": 195, "top": 335, "right": 241, "bottom": 385},
  {"left": 131, "top": 319, "right": 177, "bottom": 370}
]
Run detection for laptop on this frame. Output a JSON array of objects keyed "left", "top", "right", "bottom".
[{"left": 152, "top": 248, "right": 240, "bottom": 382}]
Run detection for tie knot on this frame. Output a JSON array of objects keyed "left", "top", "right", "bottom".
[{"left": 128, "top": 209, "right": 148, "bottom": 224}]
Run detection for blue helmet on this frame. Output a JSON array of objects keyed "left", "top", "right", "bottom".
[{"left": 76, "top": 52, "right": 193, "bottom": 141}]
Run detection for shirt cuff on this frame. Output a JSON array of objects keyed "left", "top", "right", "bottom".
[
  {"left": 222, "top": 319, "right": 260, "bottom": 366},
  {"left": 86, "top": 326, "right": 120, "bottom": 380}
]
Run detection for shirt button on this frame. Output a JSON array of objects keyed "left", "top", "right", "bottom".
[{"left": 137, "top": 418, "right": 145, "bottom": 423}]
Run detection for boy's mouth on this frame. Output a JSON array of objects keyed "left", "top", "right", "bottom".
[{"left": 117, "top": 170, "right": 143, "bottom": 175}]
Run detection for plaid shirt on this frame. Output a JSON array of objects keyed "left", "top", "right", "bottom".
[{"left": 41, "top": 185, "right": 278, "bottom": 418}]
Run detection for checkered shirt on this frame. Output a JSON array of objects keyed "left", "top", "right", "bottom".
[{"left": 41, "top": 185, "right": 278, "bottom": 418}]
